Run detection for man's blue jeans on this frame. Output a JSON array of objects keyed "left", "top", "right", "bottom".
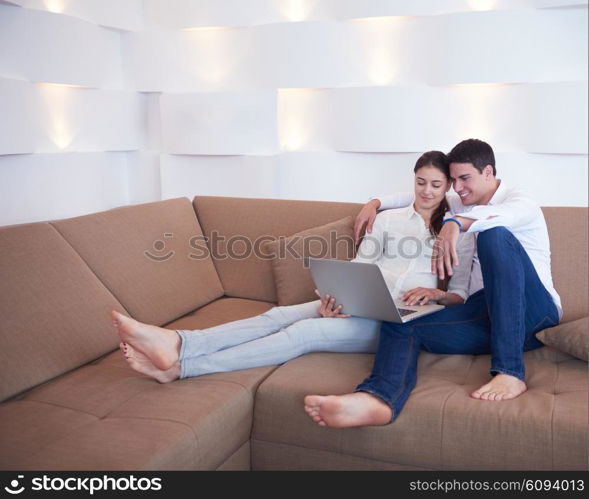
[{"left": 355, "top": 227, "right": 560, "bottom": 421}]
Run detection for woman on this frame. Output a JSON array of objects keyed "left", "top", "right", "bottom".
[{"left": 112, "top": 151, "right": 475, "bottom": 383}]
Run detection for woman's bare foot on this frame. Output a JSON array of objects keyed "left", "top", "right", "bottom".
[
  {"left": 303, "top": 392, "right": 392, "bottom": 428},
  {"left": 120, "top": 342, "right": 180, "bottom": 383},
  {"left": 112, "top": 310, "right": 181, "bottom": 370},
  {"left": 470, "top": 373, "right": 527, "bottom": 401}
]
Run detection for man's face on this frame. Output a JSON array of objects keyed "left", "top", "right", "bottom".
[{"left": 450, "top": 162, "right": 493, "bottom": 206}]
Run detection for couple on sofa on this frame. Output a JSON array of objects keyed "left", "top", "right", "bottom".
[{"left": 112, "top": 138, "right": 561, "bottom": 427}]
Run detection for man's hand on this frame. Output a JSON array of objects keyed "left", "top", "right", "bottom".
[
  {"left": 432, "top": 221, "right": 460, "bottom": 279},
  {"left": 353, "top": 199, "right": 380, "bottom": 245},
  {"left": 314, "top": 289, "right": 350, "bottom": 318},
  {"left": 402, "top": 287, "right": 445, "bottom": 306}
]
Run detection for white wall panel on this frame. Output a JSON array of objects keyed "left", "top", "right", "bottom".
[
  {"left": 253, "top": 22, "right": 350, "bottom": 88},
  {"left": 160, "top": 92, "right": 278, "bottom": 155},
  {"left": 144, "top": 0, "right": 341, "bottom": 28},
  {"left": 520, "top": 82, "right": 588, "bottom": 154},
  {"left": 328, "top": 83, "right": 586, "bottom": 154},
  {"left": 332, "top": 0, "right": 588, "bottom": 19},
  {"left": 278, "top": 88, "right": 332, "bottom": 151},
  {"left": 145, "top": 93, "right": 162, "bottom": 151},
  {"left": 143, "top": 0, "right": 587, "bottom": 28},
  {"left": 0, "top": 5, "right": 123, "bottom": 88},
  {"left": 0, "top": 152, "right": 128, "bottom": 225},
  {"left": 126, "top": 151, "right": 161, "bottom": 204},
  {"left": 495, "top": 153, "right": 588, "bottom": 206},
  {"left": 0, "top": 79, "right": 38, "bottom": 155},
  {"left": 0, "top": 78, "right": 146, "bottom": 154},
  {"left": 424, "top": 9, "right": 587, "bottom": 85},
  {"left": 9, "top": 0, "right": 144, "bottom": 30},
  {"left": 124, "top": 23, "right": 352, "bottom": 92},
  {"left": 160, "top": 155, "right": 278, "bottom": 199},
  {"left": 124, "top": 22, "right": 359, "bottom": 92},
  {"left": 329, "top": 86, "right": 471, "bottom": 153},
  {"left": 277, "top": 152, "right": 417, "bottom": 202},
  {"left": 332, "top": 0, "right": 465, "bottom": 18},
  {"left": 122, "top": 28, "right": 254, "bottom": 92},
  {"left": 343, "top": 17, "right": 425, "bottom": 86},
  {"left": 144, "top": 0, "right": 279, "bottom": 29},
  {"left": 124, "top": 8, "right": 586, "bottom": 92},
  {"left": 121, "top": 31, "right": 170, "bottom": 91},
  {"left": 343, "top": 9, "right": 587, "bottom": 87}
]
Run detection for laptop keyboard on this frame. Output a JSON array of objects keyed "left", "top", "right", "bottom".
[{"left": 398, "top": 308, "right": 416, "bottom": 317}]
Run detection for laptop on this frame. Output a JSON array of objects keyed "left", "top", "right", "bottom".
[{"left": 307, "top": 258, "right": 445, "bottom": 323}]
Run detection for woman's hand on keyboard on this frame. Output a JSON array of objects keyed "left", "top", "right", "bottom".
[{"left": 402, "top": 287, "right": 445, "bottom": 306}]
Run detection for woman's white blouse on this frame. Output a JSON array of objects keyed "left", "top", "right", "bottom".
[{"left": 352, "top": 205, "right": 475, "bottom": 301}]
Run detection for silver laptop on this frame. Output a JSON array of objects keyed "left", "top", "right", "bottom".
[{"left": 308, "top": 258, "right": 445, "bottom": 323}]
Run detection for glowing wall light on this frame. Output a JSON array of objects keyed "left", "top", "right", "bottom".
[
  {"left": 36, "top": 82, "right": 76, "bottom": 150},
  {"left": 44, "top": 0, "right": 68, "bottom": 14},
  {"left": 351, "top": 17, "right": 405, "bottom": 86},
  {"left": 451, "top": 83, "right": 507, "bottom": 145},
  {"left": 34, "top": 82, "right": 89, "bottom": 89},
  {"left": 279, "top": 0, "right": 313, "bottom": 22},
  {"left": 278, "top": 88, "right": 313, "bottom": 151},
  {"left": 467, "top": 0, "right": 498, "bottom": 11},
  {"left": 182, "top": 27, "right": 234, "bottom": 86}
]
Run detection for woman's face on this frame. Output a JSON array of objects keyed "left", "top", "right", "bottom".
[{"left": 414, "top": 165, "right": 450, "bottom": 211}]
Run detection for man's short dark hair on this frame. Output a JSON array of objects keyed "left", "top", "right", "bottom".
[{"left": 447, "top": 139, "right": 496, "bottom": 176}]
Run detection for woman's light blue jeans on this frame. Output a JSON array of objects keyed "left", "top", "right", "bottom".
[{"left": 176, "top": 300, "right": 380, "bottom": 378}]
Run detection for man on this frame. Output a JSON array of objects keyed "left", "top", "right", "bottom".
[{"left": 304, "top": 138, "right": 561, "bottom": 428}]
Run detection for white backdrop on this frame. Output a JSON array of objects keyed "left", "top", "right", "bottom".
[{"left": 0, "top": 0, "right": 587, "bottom": 225}]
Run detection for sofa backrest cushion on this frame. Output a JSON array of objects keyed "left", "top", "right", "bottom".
[
  {"left": 193, "top": 197, "right": 362, "bottom": 302},
  {"left": 542, "top": 207, "right": 588, "bottom": 322},
  {"left": 52, "top": 198, "right": 224, "bottom": 326},
  {"left": 0, "top": 223, "right": 126, "bottom": 402},
  {"left": 193, "top": 198, "right": 587, "bottom": 319}
]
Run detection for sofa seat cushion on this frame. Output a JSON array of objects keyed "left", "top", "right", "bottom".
[
  {"left": 0, "top": 296, "right": 278, "bottom": 470},
  {"left": 0, "top": 398, "right": 197, "bottom": 470},
  {"left": 252, "top": 350, "right": 588, "bottom": 470},
  {"left": 0, "top": 353, "right": 275, "bottom": 470}
]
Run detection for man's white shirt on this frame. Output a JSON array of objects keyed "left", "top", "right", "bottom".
[{"left": 377, "top": 181, "right": 563, "bottom": 318}]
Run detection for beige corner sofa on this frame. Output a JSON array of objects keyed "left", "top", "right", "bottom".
[{"left": 0, "top": 196, "right": 587, "bottom": 470}]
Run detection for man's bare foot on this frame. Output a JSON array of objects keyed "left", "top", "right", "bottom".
[
  {"left": 470, "top": 373, "right": 527, "bottom": 401},
  {"left": 120, "top": 342, "right": 180, "bottom": 383},
  {"left": 303, "top": 392, "right": 392, "bottom": 428},
  {"left": 111, "top": 310, "right": 181, "bottom": 370}
]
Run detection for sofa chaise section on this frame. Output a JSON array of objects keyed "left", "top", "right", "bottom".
[{"left": 0, "top": 198, "right": 276, "bottom": 470}]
